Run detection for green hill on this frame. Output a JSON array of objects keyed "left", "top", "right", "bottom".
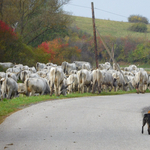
[{"left": 72, "top": 16, "right": 150, "bottom": 39}]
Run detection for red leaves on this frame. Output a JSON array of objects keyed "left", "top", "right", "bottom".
[
  {"left": 38, "top": 41, "right": 55, "bottom": 61},
  {"left": 38, "top": 38, "right": 67, "bottom": 62},
  {"left": 38, "top": 38, "right": 81, "bottom": 64},
  {"left": 0, "top": 20, "right": 17, "bottom": 37},
  {"left": 38, "top": 42, "right": 49, "bottom": 53}
]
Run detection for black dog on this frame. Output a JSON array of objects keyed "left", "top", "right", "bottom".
[{"left": 142, "top": 113, "right": 150, "bottom": 134}]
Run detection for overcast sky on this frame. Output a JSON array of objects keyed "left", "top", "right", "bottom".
[{"left": 63, "top": 0, "right": 150, "bottom": 22}]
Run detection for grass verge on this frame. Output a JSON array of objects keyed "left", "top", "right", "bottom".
[{"left": 0, "top": 89, "right": 142, "bottom": 124}]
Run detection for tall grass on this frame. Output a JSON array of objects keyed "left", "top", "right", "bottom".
[
  {"left": 0, "top": 90, "right": 137, "bottom": 124},
  {"left": 72, "top": 16, "right": 150, "bottom": 40}
]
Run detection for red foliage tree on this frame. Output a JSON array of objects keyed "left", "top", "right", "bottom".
[
  {"left": 0, "top": 20, "right": 17, "bottom": 38},
  {"left": 0, "top": 20, "right": 18, "bottom": 62},
  {"left": 38, "top": 38, "right": 81, "bottom": 64}
]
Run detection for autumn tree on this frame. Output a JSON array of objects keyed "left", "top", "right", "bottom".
[
  {"left": 128, "top": 15, "right": 149, "bottom": 24},
  {"left": 38, "top": 38, "right": 81, "bottom": 64},
  {"left": 0, "top": 20, "right": 35, "bottom": 65},
  {"left": 0, "top": 20, "right": 17, "bottom": 62},
  {"left": 0, "top": 0, "right": 72, "bottom": 46}
]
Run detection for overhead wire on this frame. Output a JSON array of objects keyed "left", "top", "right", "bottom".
[
  {"left": 67, "top": 3, "right": 131, "bottom": 36},
  {"left": 67, "top": 3, "right": 147, "bottom": 39},
  {"left": 67, "top": 3, "right": 91, "bottom": 9},
  {"left": 94, "top": 7, "right": 128, "bottom": 19},
  {"left": 67, "top": 3, "right": 128, "bottom": 20}
]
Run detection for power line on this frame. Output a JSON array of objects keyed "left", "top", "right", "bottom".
[
  {"left": 67, "top": 3, "right": 137, "bottom": 38},
  {"left": 67, "top": 4, "right": 91, "bottom": 9},
  {"left": 95, "top": 8, "right": 128, "bottom": 18},
  {"left": 67, "top": 3, "right": 128, "bottom": 19}
]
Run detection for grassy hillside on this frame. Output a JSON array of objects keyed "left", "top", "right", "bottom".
[{"left": 72, "top": 16, "right": 150, "bottom": 39}]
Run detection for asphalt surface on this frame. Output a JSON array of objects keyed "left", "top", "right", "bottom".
[{"left": 0, "top": 93, "right": 150, "bottom": 150}]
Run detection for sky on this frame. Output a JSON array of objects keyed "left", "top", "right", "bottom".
[{"left": 63, "top": 0, "right": 150, "bottom": 22}]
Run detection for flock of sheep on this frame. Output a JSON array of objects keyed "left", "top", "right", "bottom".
[{"left": 0, "top": 61, "right": 149, "bottom": 100}]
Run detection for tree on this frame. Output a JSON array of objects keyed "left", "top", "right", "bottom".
[
  {"left": 128, "top": 15, "right": 149, "bottom": 24},
  {"left": 0, "top": 0, "right": 72, "bottom": 46},
  {"left": 0, "top": 20, "right": 17, "bottom": 62},
  {"left": 0, "top": 20, "right": 35, "bottom": 65},
  {"left": 38, "top": 38, "right": 81, "bottom": 64}
]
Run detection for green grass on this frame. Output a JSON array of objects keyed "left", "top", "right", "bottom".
[
  {"left": 72, "top": 16, "right": 150, "bottom": 40},
  {"left": 120, "top": 63, "right": 150, "bottom": 69},
  {"left": 0, "top": 90, "right": 138, "bottom": 124}
]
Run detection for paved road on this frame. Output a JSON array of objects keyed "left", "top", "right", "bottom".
[{"left": 0, "top": 93, "right": 150, "bottom": 150}]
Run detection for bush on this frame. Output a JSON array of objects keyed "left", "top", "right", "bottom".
[
  {"left": 131, "top": 44, "right": 150, "bottom": 63},
  {"left": 129, "top": 23, "right": 147, "bottom": 33},
  {"left": 128, "top": 15, "right": 149, "bottom": 24}
]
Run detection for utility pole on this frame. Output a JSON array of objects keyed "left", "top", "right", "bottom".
[{"left": 91, "top": 2, "right": 98, "bottom": 68}]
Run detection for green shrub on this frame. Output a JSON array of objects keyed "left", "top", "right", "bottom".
[
  {"left": 128, "top": 15, "right": 149, "bottom": 24},
  {"left": 129, "top": 22, "right": 147, "bottom": 33},
  {"left": 131, "top": 44, "right": 150, "bottom": 63}
]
